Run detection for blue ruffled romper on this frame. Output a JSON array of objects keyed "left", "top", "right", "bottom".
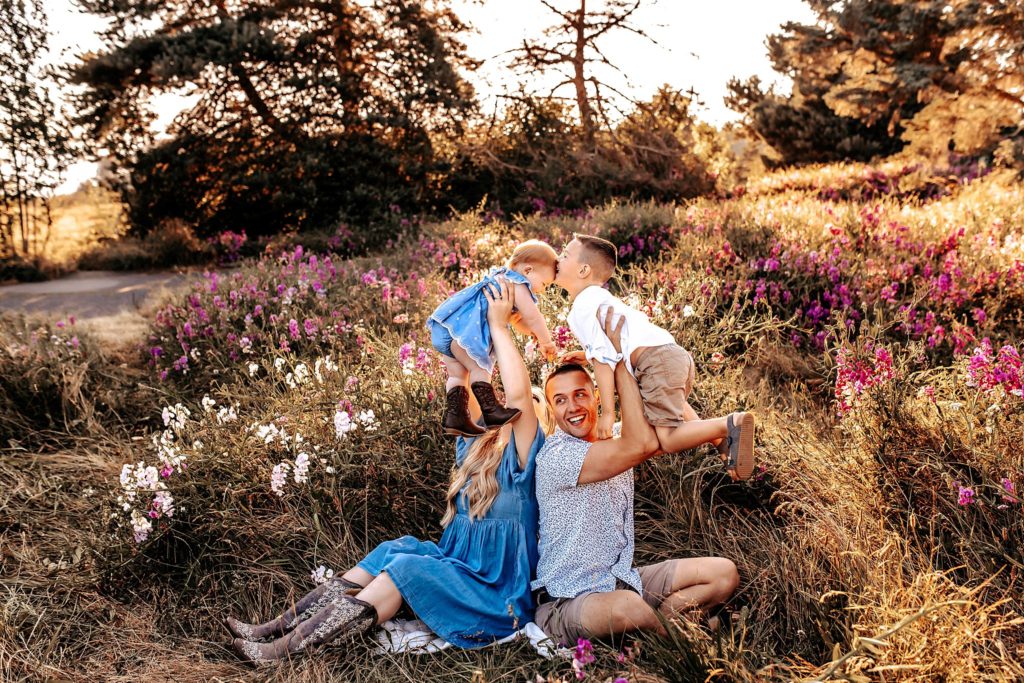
[
  {"left": 427, "top": 267, "right": 536, "bottom": 374},
  {"left": 356, "top": 425, "right": 545, "bottom": 648}
]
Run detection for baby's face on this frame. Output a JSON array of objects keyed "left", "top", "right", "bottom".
[{"left": 525, "top": 263, "right": 557, "bottom": 293}]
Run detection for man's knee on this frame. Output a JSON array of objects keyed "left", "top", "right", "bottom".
[
  {"left": 613, "top": 592, "right": 660, "bottom": 632},
  {"left": 709, "top": 557, "right": 739, "bottom": 600}
]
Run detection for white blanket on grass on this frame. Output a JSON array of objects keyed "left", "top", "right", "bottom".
[{"left": 375, "top": 618, "right": 569, "bottom": 659}]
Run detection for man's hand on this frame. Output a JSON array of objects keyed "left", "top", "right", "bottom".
[
  {"left": 597, "top": 305, "right": 625, "bottom": 355},
  {"left": 597, "top": 412, "right": 615, "bottom": 440},
  {"left": 559, "top": 350, "right": 588, "bottom": 366},
  {"left": 484, "top": 278, "right": 515, "bottom": 326}
]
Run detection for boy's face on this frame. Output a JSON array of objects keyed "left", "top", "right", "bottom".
[
  {"left": 524, "top": 262, "right": 557, "bottom": 293},
  {"left": 555, "top": 238, "right": 585, "bottom": 288}
]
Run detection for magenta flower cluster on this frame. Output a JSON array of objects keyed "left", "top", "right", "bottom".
[
  {"left": 965, "top": 339, "right": 1023, "bottom": 398},
  {"left": 834, "top": 343, "right": 896, "bottom": 415},
  {"left": 572, "top": 637, "right": 596, "bottom": 679},
  {"left": 148, "top": 245, "right": 349, "bottom": 380},
  {"left": 210, "top": 230, "right": 247, "bottom": 264}
]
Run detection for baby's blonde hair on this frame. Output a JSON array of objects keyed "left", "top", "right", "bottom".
[{"left": 508, "top": 239, "right": 558, "bottom": 270}]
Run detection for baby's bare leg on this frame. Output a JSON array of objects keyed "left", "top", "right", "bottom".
[
  {"left": 439, "top": 353, "right": 468, "bottom": 392},
  {"left": 450, "top": 340, "right": 490, "bottom": 385}
]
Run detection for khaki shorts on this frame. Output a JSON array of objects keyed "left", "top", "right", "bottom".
[
  {"left": 633, "top": 344, "right": 695, "bottom": 427},
  {"left": 534, "top": 560, "right": 681, "bottom": 647}
]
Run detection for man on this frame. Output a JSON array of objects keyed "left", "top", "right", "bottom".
[{"left": 532, "top": 310, "right": 739, "bottom": 646}]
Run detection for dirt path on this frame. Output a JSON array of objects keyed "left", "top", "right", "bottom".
[{"left": 0, "top": 270, "right": 195, "bottom": 346}]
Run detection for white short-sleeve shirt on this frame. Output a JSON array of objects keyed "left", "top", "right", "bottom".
[{"left": 567, "top": 285, "right": 676, "bottom": 376}]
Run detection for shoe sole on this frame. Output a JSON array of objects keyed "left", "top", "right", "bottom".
[
  {"left": 443, "top": 426, "right": 487, "bottom": 436},
  {"left": 730, "top": 412, "right": 755, "bottom": 481},
  {"left": 481, "top": 409, "right": 522, "bottom": 430}
]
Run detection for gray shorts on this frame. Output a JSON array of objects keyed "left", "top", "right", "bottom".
[{"left": 534, "top": 560, "right": 681, "bottom": 647}]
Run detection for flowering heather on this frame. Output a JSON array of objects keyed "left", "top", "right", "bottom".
[
  {"left": 834, "top": 343, "right": 897, "bottom": 415},
  {"left": 965, "top": 339, "right": 1023, "bottom": 398}
]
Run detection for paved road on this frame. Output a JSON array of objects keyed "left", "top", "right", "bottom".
[{"left": 0, "top": 271, "right": 191, "bottom": 320}]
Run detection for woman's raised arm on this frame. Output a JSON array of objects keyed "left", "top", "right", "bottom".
[{"left": 484, "top": 280, "right": 539, "bottom": 466}]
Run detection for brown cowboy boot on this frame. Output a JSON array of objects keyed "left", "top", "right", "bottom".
[
  {"left": 471, "top": 381, "right": 521, "bottom": 428},
  {"left": 226, "top": 575, "right": 363, "bottom": 641},
  {"left": 232, "top": 595, "right": 378, "bottom": 664},
  {"left": 443, "top": 386, "right": 487, "bottom": 436}
]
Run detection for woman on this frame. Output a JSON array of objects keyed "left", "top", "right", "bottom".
[{"left": 228, "top": 279, "right": 552, "bottom": 662}]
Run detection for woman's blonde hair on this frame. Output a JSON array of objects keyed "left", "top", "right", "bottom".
[
  {"left": 507, "top": 239, "right": 558, "bottom": 270},
  {"left": 441, "top": 387, "right": 554, "bottom": 526}
]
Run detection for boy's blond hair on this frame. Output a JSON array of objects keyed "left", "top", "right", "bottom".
[{"left": 508, "top": 239, "right": 558, "bottom": 269}]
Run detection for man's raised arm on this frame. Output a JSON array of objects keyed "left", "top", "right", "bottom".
[{"left": 578, "top": 309, "right": 660, "bottom": 485}]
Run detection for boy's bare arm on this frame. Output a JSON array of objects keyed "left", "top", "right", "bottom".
[
  {"left": 592, "top": 361, "right": 616, "bottom": 438},
  {"left": 578, "top": 308, "right": 659, "bottom": 484}
]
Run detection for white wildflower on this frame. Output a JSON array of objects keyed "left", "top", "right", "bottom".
[
  {"left": 274, "top": 357, "right": 286, "bottom": 373},
  {"left": 216, "top": 404, "right": 238, "bottom": 424},
  {"left": 131, "top": 509, "right": 153, "bottom": 543},
  {"left": 201, "top": 395, "right": 216, "bottom": 413},
  {"left": 334, "top": 410, "right": 356, "bottom": 439},
  {"left": 310, "top": 565, "right": 335, "bottom": 585},
  {"left": 152, "top": 490, "right": 175, "bottom": 518},
  {"left": 248, "top": 362, "right": 260, "bottom": 377},
  {"left": 271, "top": 462, "right": 290, "bottom": 496},
  {"left": 682, "top": 305, "right": 695, "bottom": 318},
  {"left": 161, "top": 403, "right": 191, "bottom": 430},
  {"left": 293, "top": 452, "right": 310, "bottom": 484},
  {"left": 357, "top": 410, "right": 378, "bottom": 432}
]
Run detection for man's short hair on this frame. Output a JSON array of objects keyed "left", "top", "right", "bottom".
[
  {"left": 543, "top": 362, "right": 594, "bottom": 394},
  {"left": 574, "top": 233, "right": 618, "bottom": 283}
]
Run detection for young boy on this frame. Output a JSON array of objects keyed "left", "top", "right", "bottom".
[{"left": 555, "top": 234, "right": 755, "bottom": 480}]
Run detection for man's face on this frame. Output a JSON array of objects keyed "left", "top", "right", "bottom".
[
  {"left": 554, "top": 238, "right": 584, "bottom": 289},
  {"left": 545, "top": 369, "right": 598, "bottom": 440}
]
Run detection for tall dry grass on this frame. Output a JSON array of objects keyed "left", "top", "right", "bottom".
[{"left": 2, "top": 162, "right": 1022, "bottom": 681}]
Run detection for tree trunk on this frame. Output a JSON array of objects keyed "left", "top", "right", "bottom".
[
  {"left": 213, "top": 0, "right": 297, "bottom": 140},
  {"left": 572, "top": 0, "right": 595, "bottom": 142}
]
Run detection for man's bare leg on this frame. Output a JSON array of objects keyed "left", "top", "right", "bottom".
[
  {"left": 658, "top": 557, "right": 738, "bottom": 619},
  {"left": 577, "top": 590, "right": 663, "bottom": 638}
]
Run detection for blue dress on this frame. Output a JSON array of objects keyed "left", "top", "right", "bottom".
[
  {"left": 357, "top": 425, "right": 545, "bottom": 648},
  {"left": 427, "top": 267, "right": 536, "bottom": 373}
]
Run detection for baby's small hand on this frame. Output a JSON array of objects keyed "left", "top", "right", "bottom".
[
  {"left": 540, "top": 341, "right": 557, "bottom": 361},
  {"left": 597, "top": 413, "right": 615, "bottom": 440}
]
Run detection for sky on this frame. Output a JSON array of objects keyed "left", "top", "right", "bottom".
[{"left": 44, "top": 0, "right": 817, "bottom": 193}]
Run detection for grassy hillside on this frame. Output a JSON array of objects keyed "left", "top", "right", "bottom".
[{"left": 1, "top": 160, "right": 1022, "bottom": 682}]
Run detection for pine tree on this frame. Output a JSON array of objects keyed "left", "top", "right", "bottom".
[
  {"left": 70, "top": 0, "right": 478, "bottom": 236},
  {"left": 0, "top": 0, "right": 70, "bottom": 259},
  {"left": 727, "top": 0, "right": 1024, "bottom": 164},
  {"left": 509, "top": 0, "right": 654, "bottom": 142}
]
